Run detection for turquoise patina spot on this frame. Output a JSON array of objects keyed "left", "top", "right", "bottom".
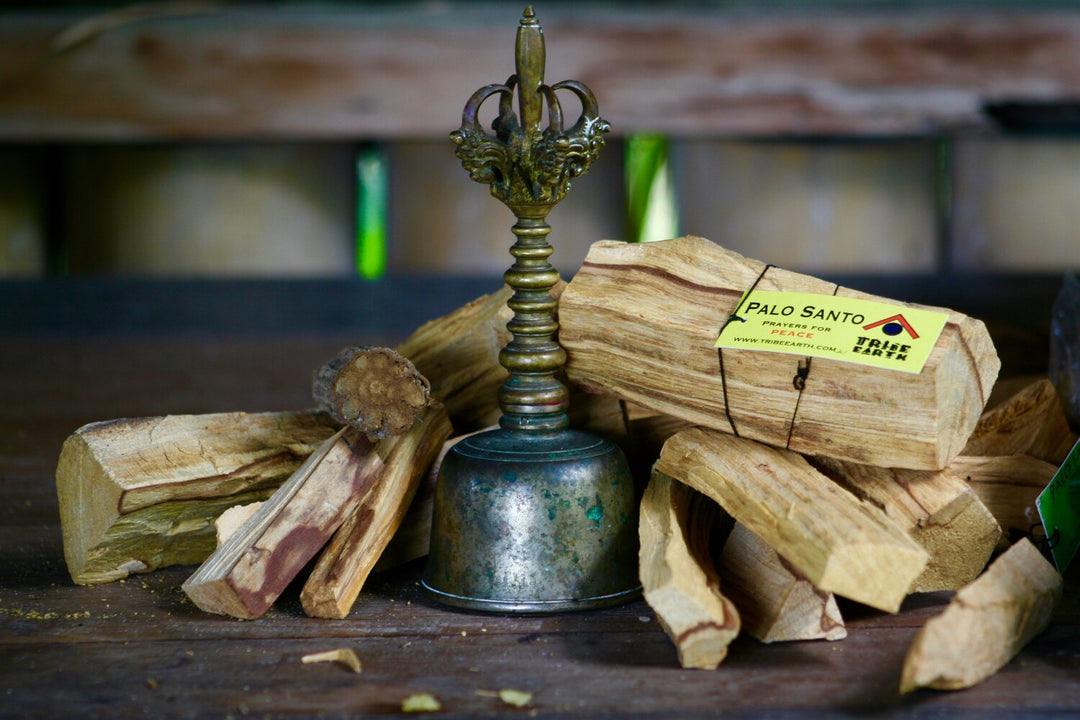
[{"left": 586, "top": 505, "right": 603, "bottom": 522}]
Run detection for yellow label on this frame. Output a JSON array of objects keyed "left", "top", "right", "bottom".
[{"left": 715, "top": 290, "right": 948, "bottom": 374}]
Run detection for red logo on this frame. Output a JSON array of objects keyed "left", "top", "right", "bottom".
[{"left": 863, "top": 314, "right": 919, "bottom": 339}]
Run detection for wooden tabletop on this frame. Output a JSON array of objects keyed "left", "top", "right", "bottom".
[{"left": 2, "top": 278, "right": 1078, "bottom": 719}]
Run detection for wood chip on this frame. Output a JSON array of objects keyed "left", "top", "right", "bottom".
[
  {"left": 402, "top": 694, "right": 441, "bottom": 712},
  {"left": 301, "top": 648, "right": 362, "bottom": 674},
  {"left": 476, "top": 689, "right": 533, "bottom": 707}
]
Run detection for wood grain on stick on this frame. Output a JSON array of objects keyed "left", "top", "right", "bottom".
[
  {"left": 396, "top": 285, "right": 514, "bottom": 432},
  {"left": 655, "top": 427, "right": 928, "bottom": 612},
  {"left": 900, "top": 538, "right": 1062, "bottom": 693},
  {"left": 182, "top": 427, "right": 382, "bottom": 619},
  {"left": 55, "top": 411, "right": 339, "bottom": 585},
  {"left": 560, "top": 236, "right": 999, "bottom": 470},
  {"left": 395, "top": 280, "right": 625, "bottom": 436},
  {"left": 951, "top": 454, "right": 1059, "bottom": 545},
  {"left": 811, "top": 457, "right": 1001, "bottom": 592},
  {"left": 719, "top": 522, "right": 846, "bottom": 643},
  {"left": 301, "top": 403, "right": 452, "bottom": 619},
  {"left": 640, "top": 472, "right": 740, "bottom": 669},
  {"left": 962, "top": 378, "right": 1078, "bottom": 465}
]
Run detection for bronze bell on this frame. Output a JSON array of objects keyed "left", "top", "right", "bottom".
[{"left": 421, "top": 7, "right": 641, "bottom": 613}]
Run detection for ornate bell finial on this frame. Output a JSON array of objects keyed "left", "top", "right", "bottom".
[{"left": 451, "top": 7, "right": 610, "bottom": 209}]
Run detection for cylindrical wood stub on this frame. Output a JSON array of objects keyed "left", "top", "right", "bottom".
[{"left": 498, "top": 215, "right": 569, "bottom": 432}]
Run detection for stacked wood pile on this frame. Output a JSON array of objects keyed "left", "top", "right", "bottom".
[
  {"left": 54, "top": 235, "right": 1072, "bottom": 694},
  {"left": 559, "top": 237, "right": 1070, "bottom": 690}
]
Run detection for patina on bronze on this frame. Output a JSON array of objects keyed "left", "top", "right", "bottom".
[{"left": 421, "top": 6, "right": 640, "bottom": 613}]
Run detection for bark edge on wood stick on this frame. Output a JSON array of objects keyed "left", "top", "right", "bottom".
[{"left": 312, "top": 345, "right": 430, "bottom": 440}]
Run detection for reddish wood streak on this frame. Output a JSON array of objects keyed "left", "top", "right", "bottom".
[
  {"left": 578, "top": 261, "right": 745, "bottom": 300},
  {"left": 675, "top": 618, "right": 737, "bottom": 646}
]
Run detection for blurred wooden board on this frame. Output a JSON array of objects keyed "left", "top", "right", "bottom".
[{"left": 3, "top": 5, "right": 1080, "bottom": 139}]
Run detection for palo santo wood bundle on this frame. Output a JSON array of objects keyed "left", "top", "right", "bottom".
[{"left": 560, "top": 236, "right": 1000, "bottom": 470}]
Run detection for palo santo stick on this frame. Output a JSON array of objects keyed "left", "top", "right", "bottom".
[
  {"left": 182, "top": 428, "right": 382, "bottom": 619},
  {"left": 394, "top": 280, "right": 626, "bottom": 441},
  {"left": 370, "top": 425, "right": 494, "bottom": 573},
  {"left": 312, "top": 345, "right": 430, "bottom": 440},
  {"left": 560, "top": 236, "right": 999, "bottom": 470},
  {"left": 962, "top": 378, "right": 1078, "bottom": 465},
  {"left": 719, "top": 522, "right": 846, "bottom": 643},
  {"left": 396, "top": 284, "right": 513, "bottom": 430},
  {"left": 900, "top": 538, "right": 1062, "bottom": 693},
  {"left": 301, "top": 403, "right": 452, "bottom": 619},
  {"left": 656, "top": 427, "right": 928, "bottom": 613},
  {"left": 640, "top": 472, "right": 740, "bottom": 669},
  {"left": 951, "top": 454, "right": 1059, "bottom": 544},
  {"left": 811, "top": 457, "right": 1001, "bottom": 592},
  {"left": 55, "top": 410, "right": 339, "bottom": 585}
]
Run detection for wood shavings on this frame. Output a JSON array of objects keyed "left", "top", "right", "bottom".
[
  {"left": 476, "top": 689, "right": 533, "bottom": 707},
  {"left": 300, "top": 648, "right": 362, "bottom": 674},
  {"left": 401, "top": 693, "right": 441, "bottom": 712}
]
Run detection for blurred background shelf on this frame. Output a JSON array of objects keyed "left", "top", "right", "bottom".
[{"left": 0, "top": 2, "right": 1078, "bottom": 284}]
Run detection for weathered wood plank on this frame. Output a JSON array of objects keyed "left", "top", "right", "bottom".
[
  {"left": 953, "top": 139, "right": 1080, "bottom": 271},
  {"left": 3, "top": 330, "right": 1080, "bottom": 720},
  {"left": 678, "top": 141, "right": 938, "bottom": 274},
  {"left": 3, "top": 7, "right": 1080, "bottom": 139}
]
